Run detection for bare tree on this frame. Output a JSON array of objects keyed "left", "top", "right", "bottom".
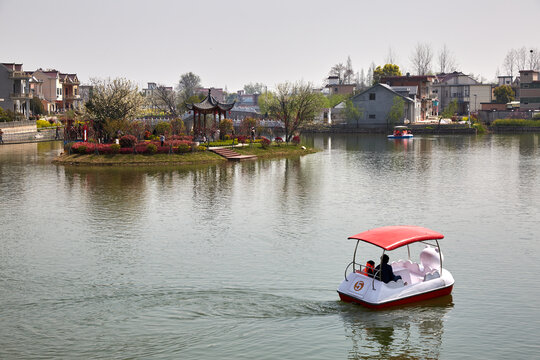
[
  {"left": 385, "top": 47, "right": 398, "bottom": 65},
  {"left": 151, "top": 85, "right": 179, "bottom": 118},
  {"left": 529, "top": 48, "right": 540, "bottom": 71},
  {"left": 367, "top": 62, "right": 376, "bottom": 86},
  {"left": 343, "top": 56, "right": 355, "bottom": 84},
  {"left": 438, "top": 44, "right": 458, "bottom": 74},
  {"left": 503, "top": 49, "right": 517, "bottom": 77},
  {"left": 410, "top": 43, "right": 433, "bottom": 75},
  {"left": 329, "top": 63, "right": 346, "bottom": 84},
  {"left": 515, "top": 47, "right": 529, "bottom": 71}
]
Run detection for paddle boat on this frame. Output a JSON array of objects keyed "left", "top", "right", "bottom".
[
  {"left": 337, "top": 226, "right": 454, "bottom": 309},
  {"left": 387, "top": 126, "right": 413, "bottom": 139}
]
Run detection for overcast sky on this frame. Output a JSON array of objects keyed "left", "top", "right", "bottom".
[{"left": 1, "top": 0, "right": 539, "bottom": 91}]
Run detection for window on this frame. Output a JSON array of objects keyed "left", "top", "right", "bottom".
[
  {"left": 369, "top": 93, "right": 376, "bottom": 100},
  {"left": 368, "top": 114, "right": 376, "bottom": 119}
]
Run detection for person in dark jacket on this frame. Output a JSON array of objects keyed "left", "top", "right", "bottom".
[{"left": 375, "top": 254, "right": 402, "bottom": 283}]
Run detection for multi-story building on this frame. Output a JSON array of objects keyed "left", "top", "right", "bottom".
[
  {"left": 33, "top": 69, "right": 63, "bottom": 113},
  {"left": 519, "top": 70, "right": 540, "bottom": 110},
  {"left": 33, "top": 69, "right": 81, "bottom": 113},
  {"left": 59, "top": 73, "right": 81, "bottom": 110},
  {"left": 0, "top": 63, "right": 33, "bottom": 118},
  {"left": 325, "top": 76, "right": 356, "bottom": 96},
  {"left": 380, "top": 74, "right": 437, "bottom": 120},
  {"left": 432, "top": 72, "right": 492, "bottom": 114}
]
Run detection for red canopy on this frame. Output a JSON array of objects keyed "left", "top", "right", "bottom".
[{"left": 348, "top": 226, "right": 444, "bottom": 251}]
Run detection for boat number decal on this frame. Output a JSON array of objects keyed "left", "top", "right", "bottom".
[{"left": 354, "top": 281, "right": 364, "bottom": 291}]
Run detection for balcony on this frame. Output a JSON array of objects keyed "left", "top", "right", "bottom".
[
  {"left": 64, "top": 94, "right": 81, "bottom": 101},
  {"left": 8, "top": 71, "right": 32, "bottom": 79},
  {"left": 10, "top": 93, "right": 33, "bottom": 100}
]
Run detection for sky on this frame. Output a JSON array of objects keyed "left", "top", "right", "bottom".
[{"left": 1, "top": 0, "right": 539, "bottom": 92}]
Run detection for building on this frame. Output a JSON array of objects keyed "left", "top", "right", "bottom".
[
  {"left": 431, "top": 72, "right": 492, "bottom": 114},
  {"left": 325, "top": 76, "right": 356, "bottom": 96},
  {"left": 333, "top": 83, "right": 418, "bottom": 128},
  {"left": 59, "top": 73, "right": 81, "bottom": 110},
  {"left": 519, "top": 70, "right": 540, "bottom": 110},
  {"left": 33, "top": 69, "right": 61, "bottom": 113},
  {"left": 142, "top": 82, "right": 174, "bottom": 111},
  {"left": 0, "top": 63, "right": 33, "bottom": 118},
  {"left": 380, "top": 74, "right": 437, "bottom": 120}
]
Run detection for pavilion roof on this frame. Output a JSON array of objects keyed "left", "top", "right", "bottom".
[{"left": 186, "top": 89, "right": 235, "bottom": 113}]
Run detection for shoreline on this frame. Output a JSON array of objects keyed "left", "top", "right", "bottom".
[{"left": 52, "top": 145, "right": 318, "bottom": 166}]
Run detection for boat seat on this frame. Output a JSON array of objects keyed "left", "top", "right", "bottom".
[
  {"left": 385, "top": 278, "right": 405, "bottom": 288},
  {"left": 424, "top": 270, "right": 440, "bottom": 281}
]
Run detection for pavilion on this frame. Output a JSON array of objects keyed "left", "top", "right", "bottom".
[{"left": 186, "top": 89, "right": 235, "bottom": 138}]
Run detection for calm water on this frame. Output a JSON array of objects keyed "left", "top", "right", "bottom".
[{"left": 1, "top": 134, "right": 539, "bottom": 359}]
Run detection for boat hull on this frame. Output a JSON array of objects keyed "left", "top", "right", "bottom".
[
  {"left": 337, "top": 268, "right": 454, "bottom": 309},
  {"left": 338, "top": 283, "right": 453, "bottom": 309},
  {"left": 387, "top": 134, "right": 413, "bottom": 139}
]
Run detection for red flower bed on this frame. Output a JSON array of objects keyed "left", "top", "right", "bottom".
[
  {"left": 119, "top": 147, "right": 133, "bottom": 154},
  {"left": 156, "top": 146, "right": 170, "bottom": 154}
]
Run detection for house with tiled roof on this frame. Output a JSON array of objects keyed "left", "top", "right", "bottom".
[{"left": 519, "top": 70, "right": 540, "bottom": 110}]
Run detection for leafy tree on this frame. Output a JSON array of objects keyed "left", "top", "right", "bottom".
[
  {"left": 177, "top": 72, "right": 201, "bottom": 99},
  {"left": 344, "top": 99, "right": 362, "bottom": 126},
  {"left": 266, "top": 81, "right": 326, "bottom": 142},
  {"left": 493, "top": 85, "right": 515, "bottom": 104},
  {"left": 30, "top": 97, "right": 44, "bottom": 115},
  {"left": 372, "top": 64, "right": 402, "bottom": 85},
  {"left": 387, "top": 96, "right": 405, "bottom": 129},
  {"left": 240, "top": 117, "right": 258, "bottom": 136},
  {"left": 219, "top": 118, "right": 233, "bottom": 136},
  {"left": 441, "top": 99, "right": 458, "bottom": 119},
  {"left": 103, "top": 118, "right": 129, "bottom": 138},
  {"left": 243, "top": 82, "right": 266, "bottom": 95},
  {"left": 154, "top": 121, "right": 172, "bottom": 135},
  {"left": 85, "top": 77, "right": 144, "bottom": 139}
]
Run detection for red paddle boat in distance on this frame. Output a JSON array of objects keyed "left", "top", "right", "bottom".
[{"left": 337, "top": 226, "right": 454, "bottom": 309}]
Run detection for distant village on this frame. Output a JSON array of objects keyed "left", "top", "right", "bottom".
[{"left": 1, "top": 51, "right": 539, "bottom": 131}]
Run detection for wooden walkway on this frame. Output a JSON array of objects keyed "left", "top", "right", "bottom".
[{"left": 210, "top": 147, "right": 257, "bottom": 161}]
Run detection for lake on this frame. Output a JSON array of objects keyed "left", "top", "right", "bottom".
[{"left": 1, "top": 133, "right": 539, "bottom": 359}]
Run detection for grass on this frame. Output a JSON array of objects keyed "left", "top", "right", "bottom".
[
  {"left": 234, "top": 143, "right": 317, "bottom": 158},
  {"left": 53, "top": 152, "right": 227, "bottom": 166},
  {"left": 492, "top": 119, "right": 540, "bottom": 127}
]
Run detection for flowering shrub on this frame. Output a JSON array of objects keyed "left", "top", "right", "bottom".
[
  {"left": 237, "top": 135, "right": 247, "bottom": 144},
  {"left": 135, "top": 143, "right": 148, "bottom": 154},
  {"left": 110, "top": 144, "right": 120, "bottom": 154},
  {"left": 197, "top": 145, "right": 207, "bottom": 151},
  {"left": 120, "top": 135, "right": 137, "bottom": 148},
  {"left": 144, "top": 130, "right": 152, "bottom": 140},
  {"left": 157, "top": 146, "right": 170, "bottom": 154},
  {"left": 146, "top": 143, "right": 157, "bottom": 154},
  {"left": 292, "top": 135, "right": 301, "bottom": 145},
  {"left": 175, "top": 143, "right": 190, "bottom": 153},
  {"left": 119, "top": 147, "right": 133, "bottom": 154},
  {"left": 169, "top": 135, "right": 193, "bottom": 141},
  {"left": 260, "top": 136, "right": 271, "bottom": 149},
  {"left": 275, "top": 137, "right": 283, "bottom": 146},
  {"left": 165, "top": 139, "right": 191, "bottom": 147}
]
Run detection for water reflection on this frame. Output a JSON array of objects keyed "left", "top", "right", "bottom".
[{"left": 341, "top": 296, "right": 453, "bottom": 360}]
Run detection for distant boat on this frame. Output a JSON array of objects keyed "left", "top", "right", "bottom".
[{"left": 387, "top": 126, "right": 413, "bottom": 139}]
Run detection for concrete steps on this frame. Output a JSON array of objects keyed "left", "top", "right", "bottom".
[{"left": 211, "top": 147, "right": 257, "bottom": 161}]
